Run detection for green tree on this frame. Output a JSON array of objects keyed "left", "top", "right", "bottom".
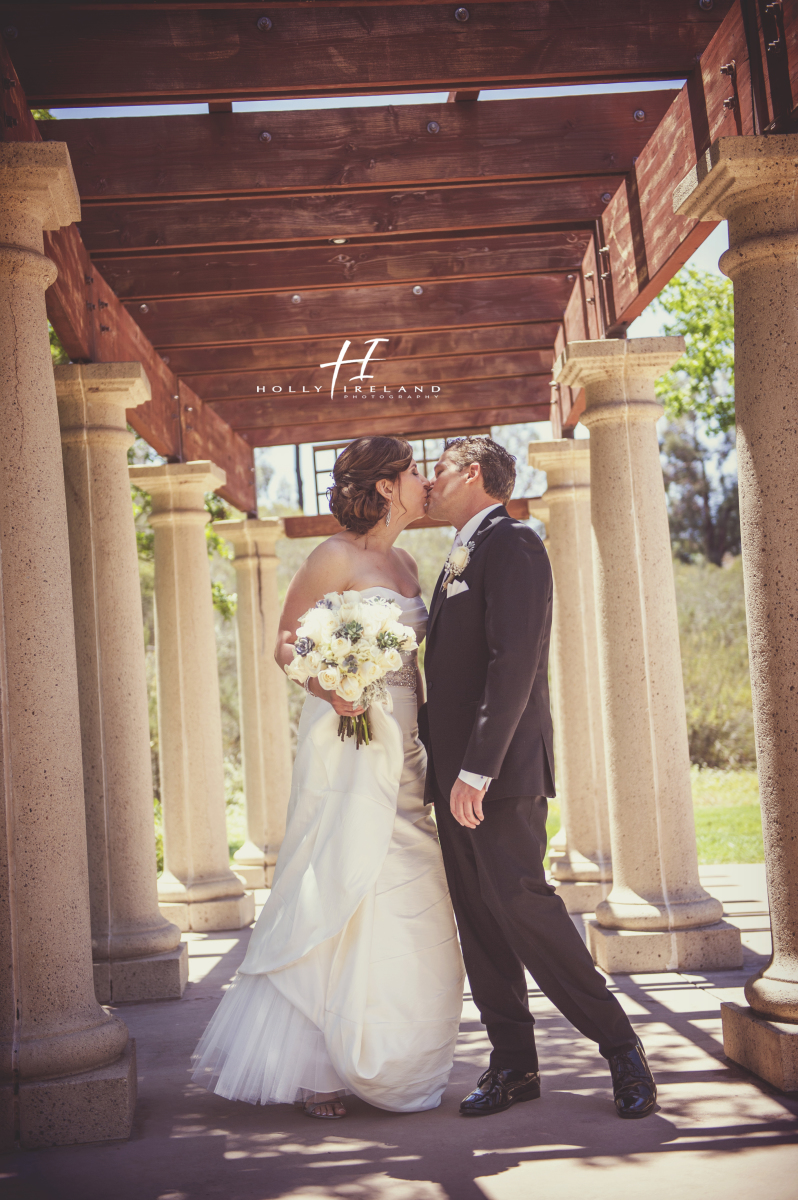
[
  {"left": 651, "top": 268, "right": 739, "bottom": 564},
  {"left": 654, "top": 268, "right": 735, "bottom": 435}
]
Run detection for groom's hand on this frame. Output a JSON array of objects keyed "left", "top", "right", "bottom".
[{"left": 450, "top": 778, "right": 486, "bottom": 829}]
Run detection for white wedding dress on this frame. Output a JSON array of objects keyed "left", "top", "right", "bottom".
[{"left": 192, "top": 588, "right": 465, "bottom": 1113}]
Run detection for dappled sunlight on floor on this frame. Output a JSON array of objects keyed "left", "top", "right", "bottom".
[{"left": 2, "top": 869, "right": 796, "bottom": 1200}]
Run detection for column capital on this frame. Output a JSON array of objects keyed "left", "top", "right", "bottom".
[
  {"left": 554, "top": 337, "right": 684, "bottom": 427},
  {"left": 675, "top": 135, "right": 798, "bottom": 280},
  {"left": 674, "top": 134, "right": 798, "bottom": 223},
  {"left": 215, "top": 517, "right": 284, "bottom": 563},
  {"left": 528, "top": 439, "right": 591, "bottom": 492},
  {"left": 0, "top": 142, "right": 80, "bottom": 253},
  {"left": 129, "top": 460, "right": 227, "bottom": 518},
  {"left": 56, "top": 363, "right": 151, "bottom": 446}
]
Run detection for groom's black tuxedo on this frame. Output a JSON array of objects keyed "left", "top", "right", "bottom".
[
  {"left": 421, "top": 506, "right": 555, "bottom": 804},
  {"left": 421, "top": 503, "right": 636, "bottom": 1074}
]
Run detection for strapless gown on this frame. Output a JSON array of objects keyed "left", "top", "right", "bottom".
[{"left": 191, "top": 588, "right": 465, "bottom": 1112}]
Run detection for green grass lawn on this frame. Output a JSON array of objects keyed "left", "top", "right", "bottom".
[{"left": 545, "top": 767, "right": 764, "bottom": 867}]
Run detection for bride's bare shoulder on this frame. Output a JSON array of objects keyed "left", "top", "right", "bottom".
[{"left": 394, "top": 546, "right": 420, "bottom": 581}]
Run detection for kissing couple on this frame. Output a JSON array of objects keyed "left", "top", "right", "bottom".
[{"left": 192, "top": 435, "right": 656, "bottom": 1122}]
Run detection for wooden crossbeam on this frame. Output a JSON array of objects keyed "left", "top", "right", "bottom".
[
  {"left": 237, "top": 404, "right": 552, "bottom": 449},
  {"left": 185, "top": 349, "right": 553, "bottom": 404},
  {"left": 132, "top": 275, "right": 573, "bottom": 349},
  {"left": 4, "top": 2, "right": 732, "bottom": 106},
  {"left": 160, "top": 322, "right": 562, "bottom": 376},
  {"left": 39, "top": 92, "right": 675, "bottom": 200},
  {"left": 98, "top": 231, "right": 590, "bottom": 302},
  {"left": 283, "top": 497, "right": 534, "bottom": 540},
  {"left": 211, "top": 376, "right": 552, "bottom": 434},
  {"left": 73, "top": 179, "right": 622, "bottom": 254}
]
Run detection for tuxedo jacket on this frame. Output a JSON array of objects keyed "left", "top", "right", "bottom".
[{"left": 420, "top": 506, "right": 556, "bottom": 804}]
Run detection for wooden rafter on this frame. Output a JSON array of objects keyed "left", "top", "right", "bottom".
[
  {"left": 39, "top": 92, "right": 675, "bottom": 199},
  {"left": 129, "top": 275, "right": 573, "bottom": 349},
  {"left": 2, "top": 2, "right": 732, "bottom": 106},
  {"left": 97, "top": 231, "right": 591, "bottom": 303}
]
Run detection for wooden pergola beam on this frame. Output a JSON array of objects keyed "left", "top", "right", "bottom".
[
  {"left": 212, "top": 376, "right": 552, "bottom": 434},
  {"left": 161, "top": 321, "right": 562, "bottom": 376},
  {"left": 131, "top": 275, "right": 574, "bottom": 349},
  {"left": 75, "top": 178, "right": 622, "bottom": 254},
  {"left": 238, "top": 403, "right": 552, "bottom": 448},
  {"left": 99, "top": 231, "right": 590, "bottom": 302},
  {"left": 283, "top": 497, "right": 535, "bottom": 541},
  {"left": 4, "top": 2, "right": 732, "bottom": 106},
  {"left": 39, "top": 92, "right": 676, "bottom": 200},
  {"left": 186, "top": 349, "right": 554, "bottom": 404}
]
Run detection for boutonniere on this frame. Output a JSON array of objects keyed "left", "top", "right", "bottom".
[{"left": 444, "top": 540, "right": 474, "bottom": 587}]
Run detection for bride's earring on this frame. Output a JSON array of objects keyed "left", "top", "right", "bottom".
[{"left": 385, "top": 496, "right": 393, "bottom": 527}]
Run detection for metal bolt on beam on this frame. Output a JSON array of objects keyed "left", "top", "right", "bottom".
[
  {"left": 139, "top": 304, "right": 149, "bottom": 314},
  {"left": 259, "top": 131, "right": 272, "bottom": 143},
  {"left": 455, "top": 7, "right": 470, "bottom": 21},
  {"left": 698, "top": 0, "right": 714, "bottom": 11},
  {"left": 633, "top": 109, "right": 646, "bottom": 122},
  {"left": 257, "top": 16, "right": 272, "bottom": 31},
  {"left": 601, "top": 192, "right": 612, "bottom": 203},
  {"left": 412, "top": 286, "right": 424, "bottom": 295},
  {"left": 720, "top": 60, "right": 736, "bottom": 75},
  {"left": 291, "top": 294, "right": 301, "bottom": 304},
  {"left": 427, "top": 121, "right": 441, "bottom": 134}
]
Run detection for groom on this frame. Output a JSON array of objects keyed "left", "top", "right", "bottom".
[{"left": 421, "top": 436, "right": 656, "bottom": 1120}]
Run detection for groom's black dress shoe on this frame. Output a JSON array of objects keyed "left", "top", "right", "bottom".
[
  {"left": 459, "top": 1068, "right": 541, "bottom": 1116},
  {"left": 608, "top": 1039, "right": 657, "bottom": 1119}
]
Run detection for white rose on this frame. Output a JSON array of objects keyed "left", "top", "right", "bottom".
[
  {"left": 358, "top": 660, "right": 381, "bottom": 685},
  {"left": 360, "top": 609, "right": 384, "bottom": 636},
  {"left": 342, "top": 589, "right": 362, "bottom": 606},
  {"left": 286, "top": 657, "right": 310, "bottom": 683},
  {"left": 381, "top": 648, "right": 403, "bottom": 672},
  {"left": 317, "top": 665, "right": 341, "bottom": 691},
  {"left": 330, "top": 635, "right": 351, "bottom": 657},
  {"left": 449, "top": 545, "right": 470, "bottom": 573},
  {"left": 306, "top": 651, "right": 323, "bottom": 677},
  {"left": 338, "top": 674, "right": 363, "bottom": 702},
  {"left": 323, "top": 592, "right": 343, "bottom": 609}
]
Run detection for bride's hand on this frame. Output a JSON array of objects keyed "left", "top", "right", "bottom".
[{"left": 308, "top": 678, "right": 365, "bottom": 716}]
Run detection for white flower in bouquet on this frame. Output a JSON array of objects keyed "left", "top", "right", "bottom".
[{"left": 284, "top": 589, "right": 419, "bottom": 747}]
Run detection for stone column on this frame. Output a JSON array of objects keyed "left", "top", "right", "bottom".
[
  {"left": 554, "top": 338, "right": 742, "bottom": 973},
  {"left": 0, "top": 143, "right": 134, "bottom": 1150},
  {"left": 215, "top": 519, "right": 292, "bottom": 889},
  {"left": 56, "top": 363, "right": 187, "bottom": 1002},
  {"left": 527, "top": 440, "right": 612, "bottom": 913},
  {"left": 128, "top": 462, "right": 254, "bottom": 933},
  {"left": 676, "top": 135, "right": 798, "bottom": 1089}
]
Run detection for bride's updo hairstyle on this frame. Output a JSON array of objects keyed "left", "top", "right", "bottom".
[{"left": 328, "top": 436, "right": 414, "bottom": 536}]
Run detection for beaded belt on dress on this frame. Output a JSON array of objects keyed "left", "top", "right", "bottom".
[{"left": 385, "top": 651, "right": 417, "bottom": 691}]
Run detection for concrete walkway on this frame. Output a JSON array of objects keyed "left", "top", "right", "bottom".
[{"left": 4, "top": 865, "right": 797, "bottom": 1200}]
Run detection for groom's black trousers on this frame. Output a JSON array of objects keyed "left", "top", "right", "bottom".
[{"left": 433, "top": 790, "right": 637, "bottom": 1071}]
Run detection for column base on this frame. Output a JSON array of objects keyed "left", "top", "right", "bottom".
[
  {"left": 722, "top": 1001, "right": 798, "bottom": 1092},
  {"left": 233, "top": 864, "right": 267, "bottom": 890},
  {"left": 554, "top": 880, "right": 612, "bottom": 913},
  {"left": 586, "top": 919, "right": 743, "bottom": 973},
  {"left": 265, "top": 862, "right": 276, "bottom": 888},
  {"left": 159, "top": 891, "right": 254, "bottom": 933},
  {"left": 93, "top": 942, "right": 188, "bottom": 1003},
  {"left": 7, "top": 1040, "right": 137, "bottom": 1150}
]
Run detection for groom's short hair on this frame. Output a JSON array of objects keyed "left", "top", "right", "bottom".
[{"left": 443, "top": 436, "right": 516, "bottom": 505}]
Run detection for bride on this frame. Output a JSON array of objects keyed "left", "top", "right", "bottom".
[{"left": 192, "top": 436, "right": 465, "bottom": 1119}]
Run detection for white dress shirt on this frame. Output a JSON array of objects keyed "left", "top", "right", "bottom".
[{"left": 449, "top": 503, "right": 502, "bottom": 793}]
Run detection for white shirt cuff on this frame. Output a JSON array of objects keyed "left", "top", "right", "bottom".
[{"left": 458, "top": 769, "right": 491, "bottom": 791}]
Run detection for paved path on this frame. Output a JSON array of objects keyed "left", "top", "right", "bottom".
[{"left": 4, "top": 865, "right": 797, "bottom": 1200}]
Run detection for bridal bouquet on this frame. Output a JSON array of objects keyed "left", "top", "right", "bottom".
[{"left": 285, "top": 590, "right": 418, "bottom": 747}]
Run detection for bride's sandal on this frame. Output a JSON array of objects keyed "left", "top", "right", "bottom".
[{"left": 303, "top": 1097, "right": 346, "bottom": 1120}]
